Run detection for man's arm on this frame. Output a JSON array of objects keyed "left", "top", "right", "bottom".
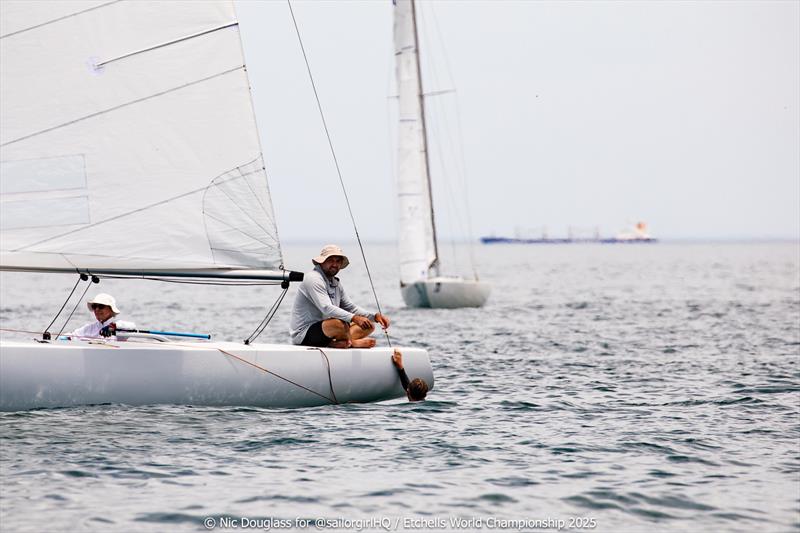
[
  {"left": 339, "top": 286, "right": 374, "bottom": 321},
  {"left": 340, "top": 287, "right": 390, "bottom": 329},
  {"left": 69, "top": 322, "right": 96, "bottom": 338},
  {"left": 391, "top": 350, "right": 410, "bottom": 391},
  {"left": 302, "top": 273, "right": 355, "bottom": 323}
]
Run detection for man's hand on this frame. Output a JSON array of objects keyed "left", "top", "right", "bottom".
[
  {"left": 375, "top": 312, "right": 390, "bottom": 330},
  {"left": 352, "top": 315, "right": 372, "bottom": 330},
  {"left": 99, "top": 323, "right": 117, "bottom": 337},
  {"left": 391, "top": 349, "right": 403, "bottom": 369}
]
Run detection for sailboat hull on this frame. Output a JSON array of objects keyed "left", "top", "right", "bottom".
[
  {"left": 0, "top": 340, "right": 434, "bottom": 411},
  {"left": 401, "top": 277, "right": 490, "bottom": 308}
]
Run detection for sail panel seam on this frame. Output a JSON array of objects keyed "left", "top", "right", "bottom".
[
  {"left": 209, "top": 247, "right": 273, "bottom": 255},
  {"left": 238, "top": 167, "right": 274, "bottom": 226},
  {"left": 0, "top": 1, "right": 121, "bottom": 40},
  {"left": 202, "top": 211, "right": 275, "bottom": 249},
  {"left": 199, "top": 158, "right": 276, "bottom": 268},
  {"left": 13, "top": 171, "right": 253, "bottom": 252},
  {"left": 94, "top": 21, "right": 239, "bottom": 68},
  {"left": 1, "top": 66, "right": 244, "bottom": 148},
  {"left": 206, "top": 173, "right": 275, "bottom": 237}
]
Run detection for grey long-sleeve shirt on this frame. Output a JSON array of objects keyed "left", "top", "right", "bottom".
[{"left": 289, "top": 265, "right": 375, "bottom": 345}]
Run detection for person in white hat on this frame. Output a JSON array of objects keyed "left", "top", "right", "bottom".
[
  {"left": 290, "top": 244, "right": 390, "bottom": 348},
  {"left": 68, "top": 293, "right": 136, "bottom": 339}
]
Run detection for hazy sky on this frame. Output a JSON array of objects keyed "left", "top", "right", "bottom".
[{"left": 235, "top": 0, "right": 799, "bottom": 242}]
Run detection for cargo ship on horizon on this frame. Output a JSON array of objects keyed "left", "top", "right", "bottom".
[{"left": 481, "top": 222, "right": 657, "bottom": 244}]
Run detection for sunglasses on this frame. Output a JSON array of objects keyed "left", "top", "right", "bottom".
[{"left": 90, "top": 303, "right": 109, "bottom": 310}]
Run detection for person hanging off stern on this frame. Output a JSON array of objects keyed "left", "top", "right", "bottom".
[
  {"left": 68, "top": 293, "right": 136, "bottom": 339},
  {"left": 290, "top": 244, "right": 390, "bottom": 349},
  {"left": 391, "top": 349, "right": 429, "bottom": 401}
]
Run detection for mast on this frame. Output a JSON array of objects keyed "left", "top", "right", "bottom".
[{"left": 410, "top": 0, "right": 440, "bottom": 277}]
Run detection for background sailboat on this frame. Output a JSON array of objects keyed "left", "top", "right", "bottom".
[
  {"left": 393, "top": 0, "right": 490, "bottom": 309},
  {"left": 0, "top": 0, "right": 432, "bottom": 410}
]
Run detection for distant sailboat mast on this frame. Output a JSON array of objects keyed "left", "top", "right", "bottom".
[
  {"left": 395, "top": 0, "right": 440, "bottom": 285},
  {"left": 393, "top": 0, "right": 491, "bottom": 308},
  {"left": 410, "top": 0, "right": 440, "bottom": 278}
]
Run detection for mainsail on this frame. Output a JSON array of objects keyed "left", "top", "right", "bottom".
[
  {"left": 393, "top": 0, "right": 438, "bottom": 285},
  {"left": 0, "top": 0, "right": 283, "bottom": 275}
]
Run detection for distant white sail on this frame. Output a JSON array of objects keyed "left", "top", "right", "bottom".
[
  {"left": 0, "top": 0, "right": 283, "bottom": 273},
  {"left": 393, "top": 0, "right": 437, "bottom": 285}
]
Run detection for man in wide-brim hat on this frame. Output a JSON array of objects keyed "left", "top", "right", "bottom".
[
  {"left": 68, "top": 293, "right": 136, "bottom": 339},
  {"left": 290, "top": 244, "right": 390, "bottom": 348}
]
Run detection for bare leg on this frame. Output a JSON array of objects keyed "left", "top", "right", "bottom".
[
  {"left": 350, "top": 321, "right": 376, "bottom": 348},
  {"left": 321, "top": 319, "right": 351, "bottom": 348}
]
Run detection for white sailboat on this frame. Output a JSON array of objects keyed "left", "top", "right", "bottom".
[
  {"left": 0, "top": 0, "right": 433, "bottom": 410},
  {"left": 393, "top": 0, "right": 490, "bottom": 309}
]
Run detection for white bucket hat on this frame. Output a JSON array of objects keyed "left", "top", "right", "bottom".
[
  {"left": 87, "top": 293, "right": 120, "bottom": 315},
  {"left": 312, "top": 244, "right": 349, "bottom": 269}
]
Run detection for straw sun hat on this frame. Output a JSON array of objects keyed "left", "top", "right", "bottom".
[{"left": 312, "top": 244, "right": 349, "bottom": 269}]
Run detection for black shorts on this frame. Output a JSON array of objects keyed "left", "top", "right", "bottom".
[{"left": 300, "top": 321, "right": 332, "bottom": 347}]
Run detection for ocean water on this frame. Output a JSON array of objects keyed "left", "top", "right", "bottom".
[{"left": 0, "top": 242, "right": 798, "bottom": 533}]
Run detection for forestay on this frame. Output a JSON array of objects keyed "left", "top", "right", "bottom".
[
  {"left": 0, "top": 0, "right": 283, "bottom": 274},
  {"left": 393, "top": 0, "right": 437, "bottom": 285}
]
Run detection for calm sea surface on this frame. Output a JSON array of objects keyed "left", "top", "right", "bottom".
[{"left": 1, "top": 242, "right": 798, "bottom": 533}]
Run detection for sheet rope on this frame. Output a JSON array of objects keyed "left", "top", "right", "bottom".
[{"left": 287, "top": 0, "right": 391, "bottom": 347}]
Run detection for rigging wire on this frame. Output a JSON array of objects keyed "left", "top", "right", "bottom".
[
  {"left": 414, "top": 4, "right": 460, "bottom": 270},
  {"left": 422, "top": 86, "right": 463, "bottom": 271},
  {"left": 1, "top": 327, "right": 52, "bottom": 336},
  {"left": 87, "top": 274, "right": 289, "bottom": 341},
  {"left": 91, "top": 273, "right": 289, "bottom": 342},
  {"left": 54, "top": 276, "right": 97, "bottom": 339},
  {"left": 42, "top": 274, "right": 88, "bottom": 339},
  {"left": 244, "top": 282, "right": 289, "bottom": 344},
  {"left": 32, "top": 272, "right": 277, "bottom": 342},
  {"left": 286, "top": 0, "right": 391, "bottom": 346},
  {"left": 426, "top": 2, "right": 481, "bottom": 279},
  {"left": 315, "top": 347, "right": 339, "bottom": 404},
  {"left": 216, "top": 346, "right": 337, "bottom": 404}
]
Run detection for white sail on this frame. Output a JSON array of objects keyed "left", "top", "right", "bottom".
[
  {"left": 0, "top": 0, "right": 283, "bottom": 273},
  {"left": 393, "top": 0, "right": 437, "bottom": 285}
]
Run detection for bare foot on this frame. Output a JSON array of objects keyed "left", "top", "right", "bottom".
[
  {"left": 351, "top": 337, "right": 376, "bottom": 349},
  {"left": 329, "top": 339, "right": 351, "bottom": 349}
]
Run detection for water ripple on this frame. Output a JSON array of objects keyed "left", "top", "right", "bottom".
[{"left": 1, "top": 243, "right": 798, "bottom": 532}]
